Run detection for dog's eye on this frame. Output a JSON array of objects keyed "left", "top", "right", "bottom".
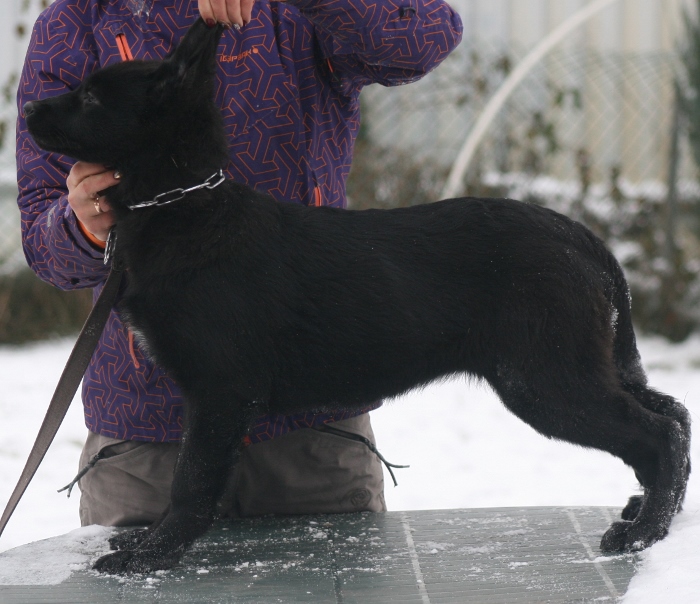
[{"left": 83, "top": 91, "right": 100, "bottom": 106}]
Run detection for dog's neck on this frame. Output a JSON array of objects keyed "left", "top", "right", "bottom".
[{"left": 109, "top": 123, "right": 228, "bottom": 215}]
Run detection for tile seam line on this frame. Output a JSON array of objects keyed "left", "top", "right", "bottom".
[
  {"left": 565, "top": 508, "right": 620, "bottom": 600},
  {"left": 400, "top": 511, "right": 432, "bottom": 604}
]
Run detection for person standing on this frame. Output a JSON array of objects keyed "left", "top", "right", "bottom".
[{"left": 16, "top": 0, "right": 462, "bottom": 526}]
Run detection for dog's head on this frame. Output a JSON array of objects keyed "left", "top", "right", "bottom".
[{"left": 24, "top": 18, "right": 227, "bottom": 183}]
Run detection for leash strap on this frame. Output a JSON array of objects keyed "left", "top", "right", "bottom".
[{"left": 0, "top": 251, "right": 125, "bottom": 539}]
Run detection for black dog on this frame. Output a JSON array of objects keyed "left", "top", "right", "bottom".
[{"left": 24, "top": 19, "right": 690, "bottom": 573}]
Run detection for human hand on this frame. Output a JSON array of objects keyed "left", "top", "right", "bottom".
[
  {"left": 198, "top": 0, "right": 257, "bottom": 29},
  {"left": 66, "top": 161, "right": 120, "bottom": 242}
]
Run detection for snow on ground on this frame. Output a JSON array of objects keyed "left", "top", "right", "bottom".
[
  {"left": 0, "top": 340, "right": 87, "bottom": 552},
  {"left": 0, "top": 525, "right": 112, "bottom": 586},
  {"left": 0, "top": 335, "right": 698, "bottom": 600}
]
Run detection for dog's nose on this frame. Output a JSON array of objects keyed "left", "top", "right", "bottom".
[{"left": 23, "top": 101, "right": 38, "bottom": 118}]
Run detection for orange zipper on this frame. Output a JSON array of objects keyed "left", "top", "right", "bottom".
[{"left": 116, "top": 33, "right": 134, "bottom": 61}]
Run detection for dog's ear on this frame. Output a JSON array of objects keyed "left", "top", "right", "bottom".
[{"left": 153, "top": 18, "right": 224, "bottom": 95}]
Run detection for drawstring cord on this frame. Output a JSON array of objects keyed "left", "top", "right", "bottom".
[
  {"left": 58, "top": 450, "right": 106, "bottom": 498},
  {"left": 59, "top": 423, "right": 409, "bottom": 497},
  {"left": 313, "top": 423, "right": 409, "bottom": 487}
]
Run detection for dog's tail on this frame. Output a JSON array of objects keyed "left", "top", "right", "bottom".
[
  {"left": 604, "top": 240, "right": 690, "bottom": 430},
  {"left": 599, "top": 243, "right": 647, "bottom": 389}
]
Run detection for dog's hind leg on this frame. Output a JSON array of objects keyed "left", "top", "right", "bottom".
[
  {"left": 488, "top": 362, "right": 689, "bottom": 553},
  {"left": 608, "top": 278, "right": 692, "bottom": 523},
  {"left": 93, "top": 389, "right": 256, "bottom": 573},
  {"left": 616, "top": 383, "right": 691, "bottom": 522}
]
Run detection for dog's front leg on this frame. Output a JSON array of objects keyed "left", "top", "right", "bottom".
[
  {"left": 94, "top": 397, "right": 254, "bottom": 573},
  {"left": 108, "top": 504, "right": 170, "bottom": 551}
]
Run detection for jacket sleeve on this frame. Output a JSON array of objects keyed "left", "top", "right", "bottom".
[
  {"left": 16, "top": 14, "right": 108, "bottom": 292},
  {"left": 285, "top": 0, "right": 463, "bottom": 89}
]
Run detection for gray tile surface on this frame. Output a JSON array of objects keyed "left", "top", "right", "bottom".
[{"left": 0, "top": 507, "right": 639, "bottom": 603}]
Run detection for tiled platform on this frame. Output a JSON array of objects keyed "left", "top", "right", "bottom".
[{"left": 0, "top": 507, "right": 639, "bottom": 603}]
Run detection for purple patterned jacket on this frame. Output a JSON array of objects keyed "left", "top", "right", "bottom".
[{"left": 16, "top": 0, "right": 462, "bottom": 443}]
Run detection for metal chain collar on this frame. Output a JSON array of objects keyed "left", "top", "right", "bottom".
[{"left": 127, "top": 169, "right": 226, "bottom": 210}]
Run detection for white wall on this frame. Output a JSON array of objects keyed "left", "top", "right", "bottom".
[
  {"left": 1, "top": 1, "right": 48, "bottom": 94},
  {"left": 1, "top": 0, "right": 50, "bottom": 178},
  {"left": 364, "top": 0, "right": 697, "bottom": 183},
  {"left": 450, "top": 0, "right": 693, "bottom": 53}
]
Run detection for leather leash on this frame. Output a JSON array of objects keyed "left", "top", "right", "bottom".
[{"left": 0, "top": 236, "right": 125, "bottom": 539}]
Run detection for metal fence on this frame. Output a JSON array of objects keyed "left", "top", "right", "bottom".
[
  {"left": 0, "top": 183, "right": 21, "bottom": 276},
  {"left": 360, "top": 38, "right": 691, "bottom": 197}
]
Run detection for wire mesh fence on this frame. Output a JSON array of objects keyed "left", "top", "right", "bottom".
[
  {"left": 0, "top": 64, "right": 21, "bottom": 276},
  {"left": 358, "top": 37, "right": 691, "bottom": 192},
  {"left": 0, "top": 184, "right": 22, "bottom": 277}
]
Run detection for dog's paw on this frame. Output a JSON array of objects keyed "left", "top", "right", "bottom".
[
  {"left": 109, "top": 528, "right": 150, "bottom": 551},
  {"left": 600, "top": 520, "right": 667, "bottom": 553},
  {"left": 93, "top": 548, "right": 183, "bottom": 574},
  {"left": 621, "top": 495, "right": 644, "bottom": 521},
  {"left": 93, "top": 550, "right": 136, "bottom": 574}
]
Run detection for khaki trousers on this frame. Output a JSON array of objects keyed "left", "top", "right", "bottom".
[{"left": 78, "top": 414, "right": 386, "bottom": 527}]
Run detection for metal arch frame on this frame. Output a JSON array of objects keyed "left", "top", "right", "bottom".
[{"left": 440, "top": 0, "right": 624, "bottom": 200}]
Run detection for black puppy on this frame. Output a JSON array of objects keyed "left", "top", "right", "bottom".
[{"left": 24, "top": 19, "right": 690, "bottom": 573}]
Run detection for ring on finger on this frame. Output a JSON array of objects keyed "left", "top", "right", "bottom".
[{"left": 93, "top": 199, "right": 104, "bottom": 214}]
